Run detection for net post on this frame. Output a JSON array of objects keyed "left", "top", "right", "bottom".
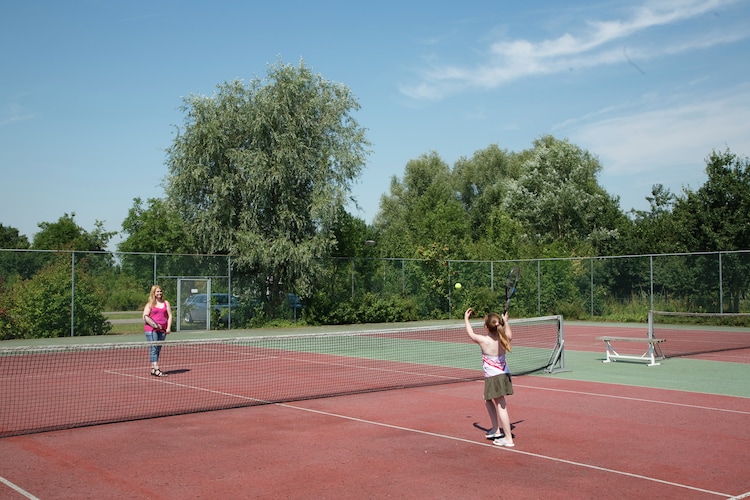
[
  {"left": 544, "top": 315, "right": 568, "bottom": 374},
  {"left": 648, "top": 310, "right": 654, "bottom": 339}
]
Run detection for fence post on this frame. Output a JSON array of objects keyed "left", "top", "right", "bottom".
[
  {"left": 719, "top": 252, "right": 723, "bottom": 312},
  {"left": 448, "top": 260, "right": 452, "bottom": 317},
  {"left": 71, "top": 251, "right": 75, "bottom": 337},
  {"left": 228, "top": 255, "right": 232, "bottom": 329},
  {"left": 649, "top": 255, "right": 654, "bottom": 312},
  {"left": 401, "top": 259, "right": 405, "bottom": 295},
  {"left": 590, "top": 258, "right": 594, "bottom": 317},
  {"left": 537, "top": 260, "right": 541, "bottom": 316}
]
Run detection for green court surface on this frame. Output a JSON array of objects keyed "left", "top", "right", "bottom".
[{"left": 544, "top": 349, "right": 750, "bottom": 398}]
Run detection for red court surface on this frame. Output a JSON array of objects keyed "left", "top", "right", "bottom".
[{"left": 1, "top": 322, "right": 748, "bottom": 499}]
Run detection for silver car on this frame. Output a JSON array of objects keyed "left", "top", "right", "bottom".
[{"left": 182, "top": 293, "right": 240, "bottom": 325}]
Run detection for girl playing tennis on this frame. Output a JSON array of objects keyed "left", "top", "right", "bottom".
[{"left": 464, "top": 308, "right": 515, "bottom": 447}]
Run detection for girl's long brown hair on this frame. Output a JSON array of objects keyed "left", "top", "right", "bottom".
[{"left": 485, "top": 313, "right": 511, "bottom": 352}]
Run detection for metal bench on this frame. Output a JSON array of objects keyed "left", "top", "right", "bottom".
[{"left": 597, "top": 336, "right": 666, "bottom": 367}]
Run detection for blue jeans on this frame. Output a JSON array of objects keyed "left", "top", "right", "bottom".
[{"left": 145, "top": 331, "right": 167, "bottom": 362}]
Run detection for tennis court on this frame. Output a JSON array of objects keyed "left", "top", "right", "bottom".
[{"left": 1, "top": 319, "right": 748, "bottom": 499}]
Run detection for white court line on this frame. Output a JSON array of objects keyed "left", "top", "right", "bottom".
[
  {"left": 0, "top": 476, "right": 40, "bottom": 500},
  {"left": 105, "top": 371, "right": 278, "bottom": 403},
  {"left": 515, "top": 383, "right": 750, "bottom": 415},
  {"left": 276, "top": 402, "right": 737, "bottom": 498}
]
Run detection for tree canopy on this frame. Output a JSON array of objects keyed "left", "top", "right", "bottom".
[
  {"left": 503, "top": 136, "right": 624, "bottom": 253},
  {"left": 0, "top": 224, "right": 30, "bottom": 250},
  {"left": 165, "top": 59, "right": 370, "bottom": 299},
  {"left": 375, "top": 136, "right": 627, "bottom": 261},
  {"left": 672, "top": 148, "right": 750, "bottom": 252},
  {"left": 119, "top": 197, "right": 193, "bottom": 254},
  {"left": 377, "top": 152, "right": 469, "bottom": 259},
  {"left": 32, "top": 213, "right": 114, "bottom": 251}
]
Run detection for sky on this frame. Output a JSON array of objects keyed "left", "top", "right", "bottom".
[{"left": 2, "top": 0, "right": 749, "bottom": 250}]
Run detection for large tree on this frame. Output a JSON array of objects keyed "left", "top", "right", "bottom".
[
  {"left": 0, "top": 224, "right": 32, "bottom": 283},
  {"left": 119, "top": 197, "right": 193, "bottom": 254},
  {"left": 0, "top": 224, "right": 30, "bottom": 249},
  {"left": 165, "top": 59, "right": 370, "bottom": 300},
  {"left": 622, "top": 184, "right": 681, "bottom": 255},
  {"left": 452, "top": 144, "right": 525, "bottom": 260},
  {"left": 376, "top": 152, "right": 469, "bottom": 259},
  {"left": 673, "top": 148, "right": 750, "bottom": 252},
  {"left": 503, "top": 136, "right": 624, "bottom": 254},
  {"left": 32, "top": 213, "right": 114, "bottom": 251},
  {"left": 670, "top": 148, "right": 750, "bottom": 311}
]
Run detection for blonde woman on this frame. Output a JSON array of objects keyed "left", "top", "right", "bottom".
[
  {"left": 464, "top": 308, "right": 514, "bottom": 447},
  {"left": 143, "top": 285, "right": 172, "bottom": 377}
]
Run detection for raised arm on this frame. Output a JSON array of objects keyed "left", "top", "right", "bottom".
[
  {"left": 464, "top": 308, "right": 482, "bottom": 344},
  {"left": 502, "top": 311, "right": 512, "bottom": 342},
  {"left": 497, "top": 310, "right": 512, "bottom": 353}
]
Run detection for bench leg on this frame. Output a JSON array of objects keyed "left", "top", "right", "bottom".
[
  {"left": 602, "top": 341, "right": 618, "bottom": 363},
  {"left": 644, "top": 344, "right": 661, "bottom": 367}
]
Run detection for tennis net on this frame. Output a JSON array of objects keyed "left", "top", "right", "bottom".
[
  {"left": 649, "top": 310, "right": 750, "bottom": 358},
  {"left": 0, "top": 315, "right": 563, "bottom": 437}
]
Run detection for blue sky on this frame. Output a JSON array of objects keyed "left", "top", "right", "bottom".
[{"left": 2, "top": 0, "right": 749, "bottom": 249}]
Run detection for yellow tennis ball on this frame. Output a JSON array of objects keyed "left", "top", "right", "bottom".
[{"left": 455, "top": 282, "right": 462, "bottom": 290}]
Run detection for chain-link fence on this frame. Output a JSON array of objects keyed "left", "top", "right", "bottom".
[{"left": 1, "top": 248, "right": 749, "bottom": 337}]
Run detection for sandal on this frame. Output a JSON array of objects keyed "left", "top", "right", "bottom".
[{"left": 151, "top": 368, "right": 168, "bottom": 377}]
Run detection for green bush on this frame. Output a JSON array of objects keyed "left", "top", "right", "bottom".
[
  {"left": 304, "top": 292, "right": 418, "bottom": 325},
  {"left": 4, "top": 255, "right": 110, "bottom": 339},
  {"left": 103, "top": 273, "right": 145, "bottom": 311},
  {"left": 451, "top": 286, "right": 494, "bottom": 318},
  {"left": 0, "top": 278, "right": 13, "bottom": 340}
]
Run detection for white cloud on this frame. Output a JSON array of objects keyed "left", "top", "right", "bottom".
[
  {"left": 557, "top": 82, "right": 750, "bottom": 211},
  {"left": 401, "top": 0, "right": 745, "bottom": 100},
  {"left": 567, "top": 83, "right": 750, "bottom": 176}
]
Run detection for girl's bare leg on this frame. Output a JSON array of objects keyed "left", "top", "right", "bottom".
[
  {"left": 485, "top": 399, "right": 499, "bottom": 434},
  {"left": 494, "top": 397, "right": 514, "bottom": 445}
]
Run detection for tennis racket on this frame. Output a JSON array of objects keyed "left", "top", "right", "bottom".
[{"left": 503, "top": 266, "right": 521, "bottom": 315}]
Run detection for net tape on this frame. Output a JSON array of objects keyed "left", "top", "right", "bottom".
[{"left": 649, "top": 310, "right": 750, "bottom": 358}]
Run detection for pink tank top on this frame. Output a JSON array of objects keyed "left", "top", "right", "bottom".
[{"left": 145, "top": 303, "right": 169, "bottom": 332}]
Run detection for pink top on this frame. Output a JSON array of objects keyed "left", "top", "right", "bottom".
[{"left": 145, "top": 303, "right": 169, "bottom": 332}]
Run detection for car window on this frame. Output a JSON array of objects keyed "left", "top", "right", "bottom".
[{"left": 188, "top": 295, "right": 206, "bottom": 304}]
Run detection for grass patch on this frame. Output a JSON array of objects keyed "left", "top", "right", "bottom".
[{"left": 107, "top": 323, "right": 146, "bottom": 335}]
